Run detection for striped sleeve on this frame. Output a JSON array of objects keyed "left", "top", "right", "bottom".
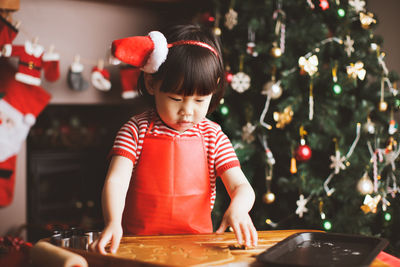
[
  {"left": 109, "top": 116, "right": 140, "bottom": 163},
  {"left": 214, "top": 126, "right": 240, "bottom": 176}
]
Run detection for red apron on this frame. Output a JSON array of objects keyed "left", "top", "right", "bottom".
[{"left": 122, "top": 121, "right": 213, "bottom": 235}]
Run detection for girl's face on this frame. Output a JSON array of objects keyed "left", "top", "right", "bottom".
[{"left": 146, "top": 76, "right": 212, "bottom": 133}]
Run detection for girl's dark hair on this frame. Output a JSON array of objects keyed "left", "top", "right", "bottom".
[{"left": 138, "top": 24, "right": 226, "bottom": 113}]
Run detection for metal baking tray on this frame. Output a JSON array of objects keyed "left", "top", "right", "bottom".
[{"left": 256, "top": 232, "right": 388, "bottom": 267}]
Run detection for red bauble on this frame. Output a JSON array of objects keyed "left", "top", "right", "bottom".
[
  {"left": 225, "top": 71, "right": 233, "bottom": 83},
  {"left": 296, "top": 144, "right": 312, "bottom": 161},
  {"left": 319, "top": 0, "right": 329, "bottom": 10}
]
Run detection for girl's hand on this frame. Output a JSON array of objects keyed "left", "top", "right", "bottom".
[
  {"left": 90, "top": 223, "right": 122, "bottom": 254},
  {"left": 216, "top": 205, "right": 258, "bottom": 247}
]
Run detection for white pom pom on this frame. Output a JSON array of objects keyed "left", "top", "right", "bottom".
[
  {"left": 142, "top": 31, "right": 168, "bottom": 73},
  {"left": 24, "top": 113, "right": 36, "bottom": 126}
]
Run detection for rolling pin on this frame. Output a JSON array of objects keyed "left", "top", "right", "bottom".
[{"left": 30, "top": 241, "right": 88, "bottom": 267}]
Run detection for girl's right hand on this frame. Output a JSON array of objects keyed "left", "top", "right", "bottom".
[{"left": 90, "top": 223, "right": 122, "bottom": 254}]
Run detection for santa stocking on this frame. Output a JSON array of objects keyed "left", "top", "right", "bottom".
[
  {"left": 91, "top": 67, "right": 111, "bottom": 91},
  {"left": 0, "top": 156, "right": 16, "bottom": 207},
  {"left": 68, "top": 60, "right": 88, "bottom": 91},
  {"left": 120, "top": 66, "right": 140, "bottom": 99},
  {"left": 0, "top": 60, "right": 50, "bottom": 206}
]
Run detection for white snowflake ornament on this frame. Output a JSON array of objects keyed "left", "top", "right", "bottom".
[
  {"left": 329, "top": 150, "right": 347, "bottom": 174},
  {"left": 231, "top": 72, "right": 251, "bottom": 93},
  {"left": 225, "top": 8, "right": 238, "bottom": 30},
  {"left": 344, "top": 35, "right": 355, "bottom": 57},
  {"left": 349, "top": 0, "right": 366, "bottom": 13},
  {"left": 295, "top": 194, "right": 309, "bottom": 218}
]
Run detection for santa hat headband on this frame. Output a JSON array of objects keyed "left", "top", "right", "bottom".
[{"left": 112, "top": 31, "right": 219, "bottom": 74}]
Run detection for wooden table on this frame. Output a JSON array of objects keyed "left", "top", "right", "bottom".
[{"left": 69, "top": 230, "right": 390, "bottom": 267}]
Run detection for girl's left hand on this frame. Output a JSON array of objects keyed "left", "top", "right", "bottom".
[{"left": 216, "top": 206, "right": 258, "bottom": 247}]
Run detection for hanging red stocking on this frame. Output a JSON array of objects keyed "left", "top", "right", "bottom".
[
  {"left": 119, "top": 65, "right": 140, "bottom": 99},
  {"left": 0, "top": 156, "right": 16, "bottom": 207},
  {"left": 42, "top": 45, "right": 60, "bottom": 82},
  {"left": 0, "top": 61, "right": 51, "bottom": 206}
]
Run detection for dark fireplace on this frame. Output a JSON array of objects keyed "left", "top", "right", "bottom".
[{"left": 27, "top": 104, "right": 136, "bottom": 242}]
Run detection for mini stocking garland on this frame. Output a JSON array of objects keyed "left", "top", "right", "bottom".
[
  {"left": 67, "top": 55, "right": 88, "bottom": 91},
  {"left": 119, "top": 65, "right": 140, "bottom": 99},
  {"left": 91, "top": 59, "right": 111, "bottom": 91}
]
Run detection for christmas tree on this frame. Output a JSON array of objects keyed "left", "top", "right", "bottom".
[{"left": 206, "top": 0, "right": 400, "bottom": 255}]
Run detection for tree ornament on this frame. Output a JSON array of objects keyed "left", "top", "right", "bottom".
[
  {"left": 246, "top": 27, "right": 258, "bottom": 57},
  {"left": 295, "top": 194, "right": 309, "bottom": 218},
  {"left": 346, "top": 61, "right": 366, "bottom": 80},
  {"left": 231, "top": 55, "right": 250, "bottom": 93},
  {"left": 262, "top": 66, "right": 282, "bottom": 99},
  {"left": 272, "top": 5, "right": 286, "bottom": 55},
  {"left": 319, "top": 200, "right": 326, "bottom": 220},
  {"left": 262, "top": 80, "right": 282, "bottom": 99},
  {"left": 241, "top": 122, "right": 256, "bottom": 143},
  {"left": 379, "top": 101, "right": 388, "bottom": 112},
  {"left": 364, "top": 116, "right": 375, "bottom": 134},
  {"left": 290, "top": 155, "right": 297, "bottom": 174},
  {"left": 270, "top": 42, "right": 282, "bottom": 58},
  {"left": 319, "top": 0, "right": 329, "bottom": 10},
  {"left": 260, "top": 135, "right": 276, "bottom": 205},
  {"left": 361, "top": 194, "right": 381, "bottom": 214},
  {"left": 388, "top": 110, "right": 398, "bottom": 135},
  {"left": 379, "top": 78, "right": 388, "bottom": 112},
  {"left": 329, "top": 140, "right": 346, "bottom": 174},
  {"left": 357, "top": 172, "right": 374, "bottom": 195},
  {"left": 263, "top": 192, "right": 275, "bottom": 204},
  {"left": 212, "top": 10, "right": 222, "bottom": 36},
  {"left": 246, "top": 42, "right": 257, "bottom": 57},
  {"left": 349, "top": 0, "right": 366, "bottom": 13},
  {"left": 296, "top": 144, "right": 312, "bottom": 161},
  {"left": 298, "top": 55, "right": 318, "bottom": 76},
  {"left": 388, "top": 120, "right": 398, "bottom": 135},
  {"left": 306, "top": 0, "right": 315, "bottom": 9},
  {"left": 343, "top": 35, "right": 355, "bottom": 57},
  {"left": 331, "top": 64, "right": 342, "bottom": 94},
  {"left": 213, "top": 27, "right": 222, "bottom": 36},
  {"left": 273, "top": 106, "right": 293, "bottom": 129},
  {"left": 359, "top": 12, "right": 376, "bottom": 29},
  {"left": 224, "top": 8, "right": 238, "bottom": 30},
  {"left": 295, "top": 126, "right": 312, "bottom": 162},
  {"left": 225, "top": 66, "right": 233, "bottom": 83},
  {"left": 231, "top": 72, "right": 250, "bottom": 93},
  {"left": 309, "top": 81, "right": 314, "bottom": 120}
]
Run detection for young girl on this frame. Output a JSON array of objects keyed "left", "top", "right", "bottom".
[{"left": 93, "top": 24, "right": 258, "bottom": 254}]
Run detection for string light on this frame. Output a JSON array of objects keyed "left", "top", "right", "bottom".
[
  {"left": 384, "top": 212, "right": 392, "bottom": 221},
  {"left": 220, "top": 105, "right": 229, "bottom": 116},
  {"left": 337, "top": 8, "right": 345, "bottom": 17},
  {"left": 333, "top": 83, "right": 342, "bottom": 94},
  {"left": 323, "top": 220, "right": 332, "bottom": 230}
]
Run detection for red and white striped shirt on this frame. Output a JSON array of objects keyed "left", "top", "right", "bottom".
[{"left": 110, "top": 109, "right": 240, "bottom": 207}]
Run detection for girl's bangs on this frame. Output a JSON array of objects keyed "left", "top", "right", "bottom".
[{"left": 158, "top": 46, "right": 221, "bottom": 96}]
